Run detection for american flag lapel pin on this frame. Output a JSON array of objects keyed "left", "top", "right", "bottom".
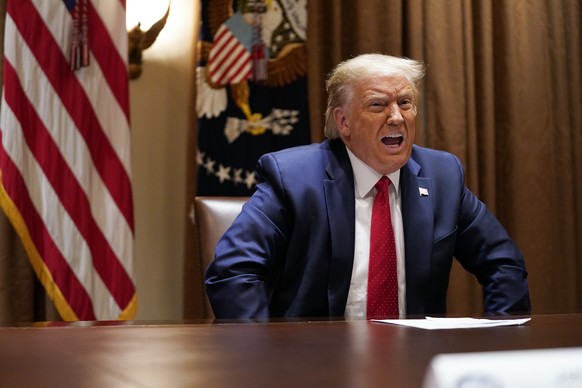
[{"left": 419, "top": 187, "right": 429, "bottom": 197}]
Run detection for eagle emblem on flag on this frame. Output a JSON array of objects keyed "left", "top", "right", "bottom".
[
  {"left": 196, "top": 0, "right": 309, "bottom": 195},
  {"left": 198, "top": 0, "right": 307, "bottom": 131}
]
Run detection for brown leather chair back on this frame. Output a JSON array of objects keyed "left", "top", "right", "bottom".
[{"left": 193, "top": 196, "right": 247, "bottom": 318}]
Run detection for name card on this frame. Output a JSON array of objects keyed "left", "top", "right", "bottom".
[{"left": 423, "top": 347, "right": 582, "bottom": 388}]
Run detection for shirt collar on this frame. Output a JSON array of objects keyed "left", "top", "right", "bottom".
[{"left": 345, "top": 145, "right": 401, "bottom": 199}]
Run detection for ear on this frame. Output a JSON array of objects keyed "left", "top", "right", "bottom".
[{"left": 333, "top": 107, "right": 350, "bottom": 136}]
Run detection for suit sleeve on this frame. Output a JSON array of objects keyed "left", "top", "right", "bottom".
[
  {"left": 204, "top": 154, "right": 290, "bottom": 319},
  {"left": 454, "top": 183, "right": 531, "bottom": 315}
]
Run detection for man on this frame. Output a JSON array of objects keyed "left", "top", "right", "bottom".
[{"left": 205, "top": 54, "right": 531, "bottom": 320}]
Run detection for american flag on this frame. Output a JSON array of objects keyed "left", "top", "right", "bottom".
[
  {"left": 0, "top": 0, "right": 136, "bottom": 320},
  {"left": 207, "top": 12, "right": 252, "bottom": 86}
]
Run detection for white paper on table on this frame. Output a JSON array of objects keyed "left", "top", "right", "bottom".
[{"left": 373, "top": 316, "right": 531, "bottom": 329}]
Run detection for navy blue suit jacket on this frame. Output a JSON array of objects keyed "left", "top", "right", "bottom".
[{"left": 205, "top": 139, "right": 530, "bottom": 319}]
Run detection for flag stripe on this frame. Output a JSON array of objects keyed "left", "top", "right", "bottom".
[
  {"left": 0, "top": 126, "right": 96, "bottom": 321},
  {"left": 208, "top": 36, "right": 239, "bottom": 77},
  {"left": 4, "top": 6, "right": 134, "bottom": 278},
  {"left": 210, "top": 34, "right": 244, "bottom": 71},
  {"left": 208, "top": 25, "right": 251, "bottom": 85},
  {"left": 220, "top": 50, "right": 252, "bottom": 84},
  {"left": 87, "top": 1, "right": 130, "bottom": 115},
  {"left": 211, "top": 44, "right": 250, "bottom": 84},
  {"left": 1, "top": 90, "right": 119, "bottom": 321},
  {"left": 3, "top": 61, "right": 134, "bottom": 311},
  {"left": 34, "top": 0, "right": 133, "bottom": 183},
  {"left": 0, "top": 0, "right": 136, "bottom": 320},
  {"left": 3, "top": 13, "right": 134, "bottom": 267},
  {"left": 208, "top": 27, "right": 234, "bottom": 69},
  {"left": 28, "top": 1, "right": 135, "bottom": 276},
  {"left": 10, "top": 1, "right": 133, "bottom": 229}
]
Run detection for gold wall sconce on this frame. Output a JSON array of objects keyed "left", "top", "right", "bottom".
[{"left": 127, "top": 1, "right": 170, "bottom": 80}]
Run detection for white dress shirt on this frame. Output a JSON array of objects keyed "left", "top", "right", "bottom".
[{"left": 344, "top": 147, "right": 407, "bottom": 319}]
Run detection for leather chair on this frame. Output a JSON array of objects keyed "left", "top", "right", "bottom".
[{"left": 193, "top": 196, "right": 248, "bottom": 318}]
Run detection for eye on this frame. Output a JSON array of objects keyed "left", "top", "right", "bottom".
[
  {"left": 368, "top": 100, "right": 386, "bottom": 112},
  {"left": 399, "top": 98, "right": 414, "bottom": 109}
]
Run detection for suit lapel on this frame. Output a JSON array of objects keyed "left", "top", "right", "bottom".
[
  {"left": 323, "top": 140, "right": 355, "bottom": 317},
  {"left": 401, "top": 152, "right": 434, "bottom": 315}
]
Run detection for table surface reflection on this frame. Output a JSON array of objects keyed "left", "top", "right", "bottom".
[{"left": 1, "top": 314, "right": 581, "bottom": 387}]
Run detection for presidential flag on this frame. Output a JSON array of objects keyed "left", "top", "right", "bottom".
[
  {"left": 0, "top": 0, "right": 136, "bottom": 320},
  {"left": 196, "top": 0, "right": 310, "bottom": 196}
]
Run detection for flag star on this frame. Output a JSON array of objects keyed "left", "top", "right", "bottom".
[
  {"left": 196, "top": 150, "right": 205, "bottom": 165},
  {"left": 233, "top": 168, "right": 243, "bottom": 184},
  {"left": 244, "top": 171, "right": 257, "bottom": 189},
  {"left": 204, "top": 159, "right": 215, "bottom": 174},
  {"left": 216, "top": 164, "right": 231, "bottom": 183}
]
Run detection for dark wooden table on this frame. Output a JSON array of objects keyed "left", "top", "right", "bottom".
[{"left": 1, "top": 314, "right": 581, "bottom": 387}]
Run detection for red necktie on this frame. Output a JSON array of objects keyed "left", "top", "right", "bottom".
[{"left": 367, "top": 176, "right": 399, "bottom": 319}]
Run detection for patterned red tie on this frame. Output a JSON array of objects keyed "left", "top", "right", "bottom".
[{"left": 367, "top": 176, "right": 399, "bottom": 319}]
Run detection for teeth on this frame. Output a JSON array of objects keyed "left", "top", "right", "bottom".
[
  {"left": 381, "top": 133, "right": 403, "bottom": 140},
  {"left": 381, "top": 134, "right": 404, "bottom": 146}
]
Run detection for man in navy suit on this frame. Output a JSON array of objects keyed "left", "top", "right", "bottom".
[{"left": 205, "top": 54, "right": 531, "bottom": 319}]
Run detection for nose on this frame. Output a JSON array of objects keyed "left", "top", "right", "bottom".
[{"left": 386, "top": 104, "right": 404, "bottom": 125}]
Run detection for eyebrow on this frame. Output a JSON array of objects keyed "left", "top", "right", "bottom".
[
  {"left": 362, "top": 93, "right": 387, "bottom": 101},
  {"left": 362, "top": 89, "right": 414, "bottom": 102}
]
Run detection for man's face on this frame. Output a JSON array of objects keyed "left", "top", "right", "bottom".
[{"left": 333, "top": 76, "right": 417, "bottom": 175}]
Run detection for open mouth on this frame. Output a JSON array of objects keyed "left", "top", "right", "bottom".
[{"left": 381, "top": 134, "right": 404, "bottom": 147}]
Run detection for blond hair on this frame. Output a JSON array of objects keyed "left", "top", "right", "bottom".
[{"left": 324, "top": 54, "right": 425, "bottom": 139}]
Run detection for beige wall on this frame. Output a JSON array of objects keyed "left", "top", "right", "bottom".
[{"left": 129, "top": 0, "right": 197, "bottom": 320}]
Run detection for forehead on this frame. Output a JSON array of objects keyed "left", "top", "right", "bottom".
[{"left": 355, "top": 75, "right": 413, "bottom": 97}]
